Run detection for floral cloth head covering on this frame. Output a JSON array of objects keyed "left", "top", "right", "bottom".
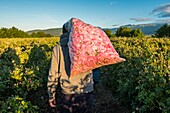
[{"left": 65, "top": 18, "right": 125, "bottom": 76}]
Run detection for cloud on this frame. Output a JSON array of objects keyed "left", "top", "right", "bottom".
[
  {"left": 130, "top": 18, "right": 151, "bottom": 22},
  {"left": 109, "top": 1, "right": 117, "bottom": 5},
  {"left": 151, "top": 3, "right": 170, "bottom": 18},
  {"left": 156, "top": 18, "right": 170, "bottom": 23},
  {"left": 101, "top": 18, "right": 106, "bottom": 20},
  {"left": 112, "top": 24, "right": 119, "bottom": 27}
]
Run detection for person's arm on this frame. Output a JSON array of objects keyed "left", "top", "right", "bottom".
[{"left": 47, "top": 46, "right": 60, "bottom": 107}]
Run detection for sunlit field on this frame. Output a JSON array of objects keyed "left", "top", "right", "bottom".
[{"left": 0, "top": 37, "right": 170, "bottom": 112}]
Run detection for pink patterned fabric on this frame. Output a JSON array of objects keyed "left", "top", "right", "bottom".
[{"left": 68, "top": 18, "right": 125, "bottom": 76}]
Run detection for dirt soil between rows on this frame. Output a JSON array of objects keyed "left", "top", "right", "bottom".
[
  {"left": 31, "top": 82, "right": 130, "bottom": 113},
  {"left": 93, "top": 83, "right": 130, "bottom": 113}
]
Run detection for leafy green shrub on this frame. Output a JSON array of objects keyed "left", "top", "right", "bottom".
[
  {"left": 0, "top": 95, "right": 38, "bottom": 113},
  {"left": 0, "top": 37, "right": 170, "bottom": 112},
  {"left": 0, "top": 38, "right": 59, "bottom": 112},
  {"left": 102, "top": 37, "right": 170, "bottom": 112}
]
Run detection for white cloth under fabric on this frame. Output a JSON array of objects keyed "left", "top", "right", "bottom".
[
  {"left": 66, "top": 18, "right": 125, "bottom": 76},
  {"left": 47, "top": 32, "right": 93, "bottom": 100}
]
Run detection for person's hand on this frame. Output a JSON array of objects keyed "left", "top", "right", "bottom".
[{"left": 49, "top": 98, "right": 56, "bottom": 107}]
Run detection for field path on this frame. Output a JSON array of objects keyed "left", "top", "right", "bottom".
[
  {"left": 93, "top": 83, "right": 129, "bottom": 113},
  {"left": 44, "top": 80, "right": 130, "bottom": 113}
]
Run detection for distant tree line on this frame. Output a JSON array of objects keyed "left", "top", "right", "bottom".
[
  {"left": 0, "top": 27, "right": 53, "bottom": 38},
  {"left": 104, "top": 23, "right": 170, "bottom": 38},
  {"left": 30, "top": 31, "right": 53, "bottom": 38},
  {"left": 115, "top": 27, "right": 144, "bottom": 37},
  {"left": 104, "top": 27, "right": 144, "bottom": 38},
  {"left": 1, "top": 24, "right": 169, "bottom": 38},
  {"left": 154, "top": 23, "right": 170, "bottom": 38}
]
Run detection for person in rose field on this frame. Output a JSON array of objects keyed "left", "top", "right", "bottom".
[{"left": 47, "top": 20, "right": 95, "bottom": 113}]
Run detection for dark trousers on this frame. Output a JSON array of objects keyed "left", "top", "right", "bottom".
[{"left": 57, "top": 92, "right": 94, "bottom": 113}]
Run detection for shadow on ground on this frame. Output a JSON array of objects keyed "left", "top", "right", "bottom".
[{"left": 93, "top": 83, "right": 130, "bottom": 113}]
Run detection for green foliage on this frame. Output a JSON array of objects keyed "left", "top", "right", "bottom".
[
  {"left": 102, "top": 37, "right": 170, "bottom": 112},
  {"left": 0, "top": 37, "right": 170, "bottom": 112},
  {"left": 0, "top": 95, "right": 38, "bottom": 113},
  {"left": 115, "top": 27, "right": 144, "bottom": 37},
  {"left": 116, "top": 27, "right": 132, "bottom": 37},
  {"left": 0, "top": 27, "right": 53, "bottom": 38},
  {"left": 155, "top": 24, "right": 170, "bottom": 38},
  {"left": 131, "top": 28, "right": 144, "bottom": 37},
  {"left": 0, "top": 27, "right": 30, "bottom": 38},
  {"left": 104, "top": 29, "right": 113, "bottom": 38},
  {"left": 31, "top": 31, "right": 53, "bottom": 37},
  {"left": 0, "top": 37, "right": 59, "bottom": 112}
]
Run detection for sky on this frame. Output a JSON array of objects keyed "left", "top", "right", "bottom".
[{"left": 0, "top": 0, "right": 170, "bottom": 31}]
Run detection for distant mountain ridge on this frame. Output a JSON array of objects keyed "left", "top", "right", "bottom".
[
  {"left": 107, "top": 23, "right": 166, "bottom": 36},
  {"left": 26, "top": 23, "right": 167, "bottom": 36},
  {"left": 27, "top": 28, "right": 62, "bottom": 36}
]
